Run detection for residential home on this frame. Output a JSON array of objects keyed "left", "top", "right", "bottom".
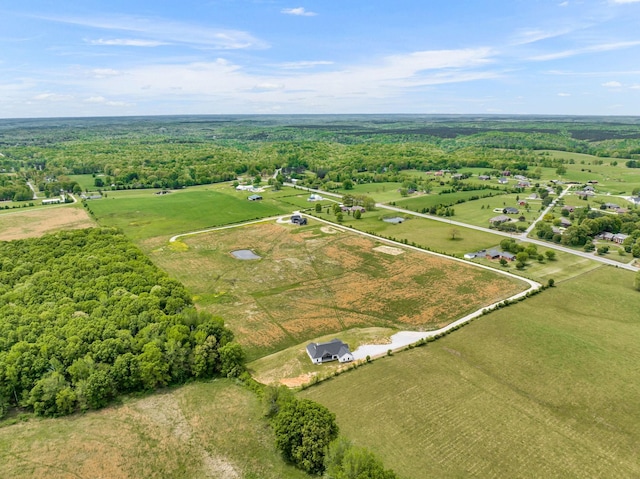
[
  {"left": 306, "top": 339, "right": 354, "bottom": 364},
  {"left": 498, "top": 177, "right": 509, "bottom": 184},
  {"left": 478, "top": 175, "right": 491, "bottom": 181},
  {"left": 247, "top": 194, "right": 263, "bottom": 201},
  {"left": 613, "top": 233, "right": 629, "bottom": 244},
  {"left": 559, "top": 217, "right": 572, "bottom": 227},
  {"left": 503, "top": 207, "right": 519, "bottom": 214},
  {"left": 489, "top": 215, "right": 511, "bottom": 225}
]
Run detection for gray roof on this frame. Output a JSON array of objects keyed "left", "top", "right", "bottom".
[{"left": 306, "top": 339, "right": 351, "bottom": 360}]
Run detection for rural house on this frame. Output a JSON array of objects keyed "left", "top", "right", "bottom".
[
  {"left": 489, "top": 215, "right": 511, "bottom": 225},
  {"left": 247, "top": 194, "right": 262, "bottom": 201},
  {"left": 306, "top": 339, "right": 354, "bottom": 364}
]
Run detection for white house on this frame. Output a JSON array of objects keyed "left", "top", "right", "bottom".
[{"left": 306, "top": 339, "right": 354, "bottom": 364}]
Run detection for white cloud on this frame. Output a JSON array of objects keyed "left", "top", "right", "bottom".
[
  {"left": 278, "top": 61, "right": 334, "bottom": 69},
  {"left": 281, "top": 7, "right": 317, "bottom": 16},
  {"left": 511, "top": 28, "right": 572, "bottom": 45},
  {"left": 83, "top": 95, "right": 132, "bottom": 106},
  {"left": 39, "top": 14, "right": 269, "bottom": 50},
  {"left": 253, "top": 82, "right": 285, "bottom": 91},
  {"left": 530, "top": 41, "right": 640, "bottom": 61},
  {"left": 602, "top": 81, "right": 622, "bottom": 87},
  {"left": 559, "top": 2, "right": 569, "bottom": 6},
  {"left": 88, "top": 38, "right": 166, "bottom": 47},
  {"left": 558, "top": 92, "right": 571, "bottom": 96},
  {"left": 631, "top": 84, "right": 640, "bottom": 89},
  {"left": 89, "top": 68, "right": 122, "bottom": 78},
  {"left": 610, "top": 0, "right": 640, "bottom": 4},
  {"left": 32, "top": 93, "right": 73, "bottom": 101}
]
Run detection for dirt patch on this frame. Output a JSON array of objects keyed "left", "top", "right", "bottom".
[
  {"left": 0, "top": 207, "right": 95, "bottom": 240},
  {"left": 321, "top": 226, "right": 339, "bottom": 234},
  {"left": 373, "top": 245, "right": 405, "bottom": 255}
]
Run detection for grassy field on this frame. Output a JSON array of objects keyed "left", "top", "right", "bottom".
[
  {"left": 330, "top": 182, "right": 404, "bottom": 203},
  {"left": 447, "top": 192, "right": 543, "bottom": 228},
  {"left": 0, "top": 204, "right": 95, "bottom": 241},
  {"left": 87, "top": 185, "right": 291, "bottom": 243},
  {"left": 300, "top": 266, "right": 640, "bottom": 479},
  {"left": 542, "top": 150, "right": 640, "bottom": 194},
  {"left": 0, "top": 380, "right": 307, "bottom": 479},
  {"left": 393, "top": 188, "right": 508, "bottom": 212},
  {"left": 148, "top": 220, "right": 527, "bottom": 361},
  {"left": 314, "top": 209, "right": 505, "bottom": 256}
]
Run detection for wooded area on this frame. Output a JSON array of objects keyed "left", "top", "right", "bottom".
[{"left": 0, "top": 228, "right": 243, "bottom": 418}]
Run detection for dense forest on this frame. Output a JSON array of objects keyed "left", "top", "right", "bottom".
[
  {"left": 2, "top": 115, "right": 640, "bottom": 193},
  {"left": 0, "top": 228, "right": 244, "bottom": 418}
]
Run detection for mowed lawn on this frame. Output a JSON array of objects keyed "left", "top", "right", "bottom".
[
  {"left": 0, "top": 380, "right": 307, "bottom": 479},
  {"left": 300, "top": 266, "right": 640, "bottom": 479},
  {"left": 148, "top": 220, "right": 527, "bottom": 361},
  {"left": 86, "top": 186, "right": 290, "bottom": 243}
]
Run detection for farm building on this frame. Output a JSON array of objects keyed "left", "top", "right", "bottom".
[
  {"left": 42, "top": 198, "right": 62, "bottom": 205},
  {"left": 306, "top": 339, "right": 354, "bottom": 364},
  {"left": 247, "top": 194, "right": 263, "bottom": 201},
  {"left": 503, "top": 207, "right": 519, "bottom": 215},
  {"left": 498, "top": 177, "right": 509, "bottom": 184},
  {"left": 308, "top": 194, "right": 323, "bottom": 201},
  {"left": 478, "top": 175, "right": 491, "bottom": 180}
]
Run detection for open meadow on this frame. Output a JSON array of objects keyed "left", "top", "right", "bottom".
[
  {"left": 86, "top": 185, "right": 290, "bottom": 243},
  {"left": 300, "top": 266, "right": 640, "bottom": 479},
  {"left": 148, "top": 219, "right": 528, "bottom": 361},
  {"left": 0, "top": 380, "right": 307, "bottom": 479},
  {"left": 313, "top": 209, "right": 505, "bottom": 256},
  {"left": 0, "top": 204, "right": 95, "bottom": 240}
]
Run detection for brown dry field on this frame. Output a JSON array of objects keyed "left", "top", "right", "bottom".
[
  {"left": 148, "top": 221, "right": 527, "bottom": 359},
  {"left": 0, "top": 206, "right": 95, "bottom": 241},
  {"left": 0, "top": 381, "right": 305, "bottom": 479}
]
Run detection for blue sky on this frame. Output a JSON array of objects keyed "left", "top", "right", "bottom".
[{"left": 2, "top": 0, "right": 640, "bottom": 118}]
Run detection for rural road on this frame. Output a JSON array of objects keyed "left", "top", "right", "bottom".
[
  {"left": 287, "top": 183, "right": 638, "bottom": 272},
  {"left": 524, "top": 185, "right": 573, "bottom": 235},
  {"left": 27, "top": 181, "right": 38, "bottom": 199}
]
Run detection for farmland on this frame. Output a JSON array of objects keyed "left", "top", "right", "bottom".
[
  {"left": 148, "top": 220, "right": 528, "bottom": 360},
  {"left": 300, "top": 267, "right": 640, "bottom": 479},
  {"left": 85, "top": 186, "right": 290, "bottom": 243},
  {"left": 0, "top": 380, "right": 307, "bottom": 479},
  {"left": 0, "top": 204, "right": 95, "bottom": 240},
  {"left": 1, "top": 115, "right": 640, "bottom": 478}
]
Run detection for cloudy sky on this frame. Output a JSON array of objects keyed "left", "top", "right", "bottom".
[{"left": 2, "top": 0, "right": 640, "bottom": 118}]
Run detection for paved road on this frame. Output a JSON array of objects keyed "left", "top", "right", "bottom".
[
  {"left": 27, "top": 181, "right": 38, "bottom": 200},
  {"left": 288, "top": 183, "right": 638, "bottom": 272}
]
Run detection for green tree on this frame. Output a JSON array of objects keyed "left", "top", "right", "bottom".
[
  {"left": 353, "top": 209, "right": 362, "bottom": 220},
  {"left": 545, "top": 250, "right": 556, "bottom": 261},
  {"left": 325, "top": 437, "right": 398, "bottom": 479},
  {"left": 273, "top": 398, "right": 339, "bottom": 474},
  {"left": 315, "top": 203, "right": 322, "bottom": 213},
  {"left": 218, "top": 342, "right": 245, "bottom": 378},
  {"left": 342, "top": 179, "right": 354, "bottom": 190}
]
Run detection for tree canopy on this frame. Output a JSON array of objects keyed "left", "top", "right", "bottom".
[{"left": 0, "top": 228, "right": 242, "bottom": 417}]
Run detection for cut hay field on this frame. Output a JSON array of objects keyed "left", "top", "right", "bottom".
[
  {"left": 86, "top": 186, "right": 290, "bottom": 243},
  {"left": 0, "top": 380, "right": 307, "bottom": 479},
  {"left": 393, "top": 188, "right": 508, "bottom": 212},
  {"left": 0, "top": 205, "right": 95, "bottom": 240},
  {"left": 300, "top": 266, "right": 640, "bottom": 479},
  {"left": 148, "top": 220, "right": 528, "bottom": 361}
]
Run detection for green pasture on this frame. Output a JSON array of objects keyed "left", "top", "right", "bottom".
[
  {"left": 300, "top": 266, "right": 640, "bottom": 479},
  {"left": 331, "top": 182, "right": 404, "bottom": 203},
  {"left": 68, "top": 174, "right": 100, "bottom": 191},
  {"left": 86, "top": 186, "right": 290, "bottom": 243},
  {"left": 393, "top": 188, "right": 508, "bottom": 211},
  {"left": 542, "top": 151, "right": 640, "bottom": 194},
  {"left": 314, "top": 210, "right": 506, "bottom": 256},
  {"left": 451, "top": 192, "right": 543, "bottom": 227},
  {"left": 472, "top": 246, "right": 601, "bottom": 283},
  {"left": 0, "top": 380, "right": 307, "bottom": 479}
]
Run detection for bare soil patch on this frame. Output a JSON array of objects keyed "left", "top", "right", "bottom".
[
  {"left": 373, "top": 245, "right": 404, "bottom": 255},
  {"left": 0, "top": 207, "right": 95, "bottom": 240}
]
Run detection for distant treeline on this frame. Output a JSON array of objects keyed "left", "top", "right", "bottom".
[{"left": 1, "top": 116, "right": 640, "bottom": 193}]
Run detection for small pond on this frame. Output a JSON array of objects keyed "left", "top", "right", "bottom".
[
  {"left": 231, "top": 249, "right": 261, "bottom": 260},
  {"left": 383, "top": 217, "right": 405, "bottom": 224}
]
